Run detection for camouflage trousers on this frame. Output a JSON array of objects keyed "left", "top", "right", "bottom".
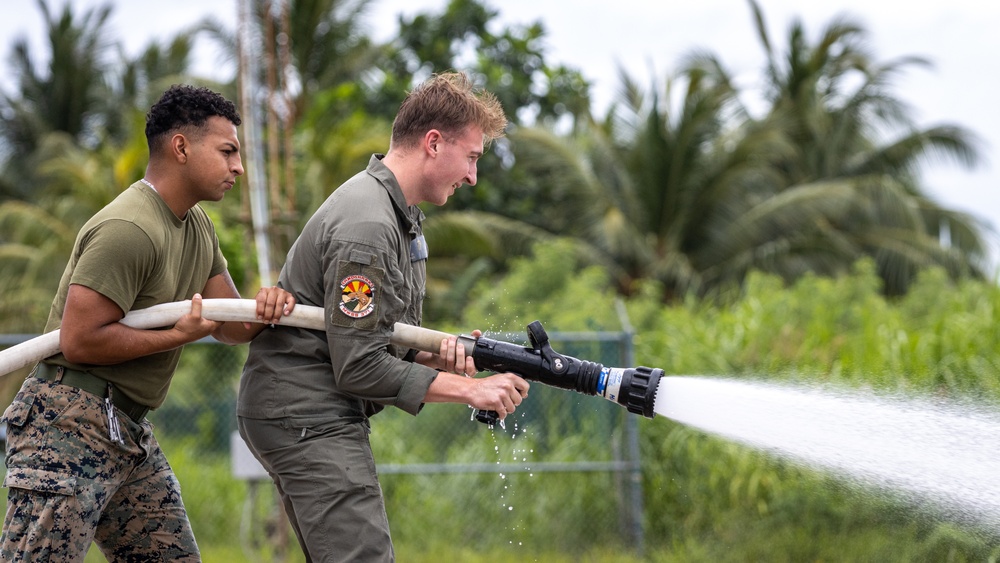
[{"left": 0, "top": 376, "right": 200, "bottom": 562}]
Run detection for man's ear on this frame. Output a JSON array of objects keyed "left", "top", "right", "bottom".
[
  {"left": 425, "top": 129, "right": 443, "bottom": 156},
  {"left": 171, "top": 133, "right": 189, "bottom": 163}
]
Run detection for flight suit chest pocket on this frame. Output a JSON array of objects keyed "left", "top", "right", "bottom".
[{"left": 330, "top": 251, "right": 386, "bottom": 331}]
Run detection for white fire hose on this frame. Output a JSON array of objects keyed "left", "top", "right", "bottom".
[{"left": 0, "top": 299, "right": 454, "bottom": 377}]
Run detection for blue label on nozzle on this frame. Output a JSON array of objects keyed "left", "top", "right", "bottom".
[
  {"left": 597, "top": 367, "right": 610, "bottom": 396},
  {"left": 603, "top": 368, "right": 624, "bottom": 402}
]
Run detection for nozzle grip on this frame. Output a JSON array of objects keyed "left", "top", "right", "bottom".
[{"left": 475, "top": 409, "right": 500, "bottom": 426}]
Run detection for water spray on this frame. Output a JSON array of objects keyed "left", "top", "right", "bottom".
[{"left": 0, "top": 299, "right": 662, "bottom": 423}]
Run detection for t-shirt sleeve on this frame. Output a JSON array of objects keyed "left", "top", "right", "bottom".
[
  {"left": 209, "top": 226, "right": 227, "bottom": 279},
  {"left": 70, "top": 219, "right": 156, "bottom": 315}
]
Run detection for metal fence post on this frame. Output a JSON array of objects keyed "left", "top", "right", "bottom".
[{"left": 617, "top": 300, "right": 646, "bottom": 556}]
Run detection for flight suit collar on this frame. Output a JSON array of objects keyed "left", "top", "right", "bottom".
[{"left": 367, "top": 154, "right": 424, "bottom": 235}]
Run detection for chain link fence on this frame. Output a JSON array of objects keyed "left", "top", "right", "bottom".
[{"left": 1, "top": 330, "right": 647, "bottom": 559}]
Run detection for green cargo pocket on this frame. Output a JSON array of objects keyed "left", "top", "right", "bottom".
[
  {"left": 3, "top": 467, "right": 77, "bottom": 496},
  {"left": 2, "top": 392, "right": 35, "bottom": 429}
]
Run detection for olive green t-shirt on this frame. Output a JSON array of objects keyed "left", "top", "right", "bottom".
[{"left": 43, "top": 181, "right": 227, "bottom": 407}]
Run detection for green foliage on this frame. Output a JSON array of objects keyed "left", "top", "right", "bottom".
[
  {"left": 3, "top": 1, "right": 1000, "bottom": 560},
  {"left": 299, "top": 98, "right": 392, "bottom": 218},
  {"left": 372, "top": 386, "right": 633, "bottom": 555},
  {"left": 455, "top": 245, "right": 1000, "bottom": 558},
  {"left": 7, "top": 253, "right": 999, "bottom": 559},
  {"left": 150, "top": 342, "right": 248, "bottom": 453},
  {"left": 3, "top": 0, "right": 993, "bottom": 318},
  {"left": 626, "top": 257, "right": 1000, "bottom": 559},
  {"left": 632, "top": 258, "right": 1000, "bottom": 397},
  {"left": 160, "top": 439, "right": 248, "bottom": 544},
  {"left": 460, "top": 239, "right": 622, "bottom": 334}
]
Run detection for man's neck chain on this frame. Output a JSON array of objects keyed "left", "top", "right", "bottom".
[{"left": 139, "top": 178, "right": 157, "bottom": 193}]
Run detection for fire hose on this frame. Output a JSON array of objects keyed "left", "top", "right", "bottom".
[{"left": 0, "top": 299, "right": 661, "bottom": 422}]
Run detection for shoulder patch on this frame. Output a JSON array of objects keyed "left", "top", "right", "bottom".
[{"left": 339, "top": 274, "right": 376, "bottom": 318}]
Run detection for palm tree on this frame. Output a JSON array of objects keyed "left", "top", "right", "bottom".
[
  {"left": 0, "top": 0, "right": 118, "bottom": 200},
  {"left": 420, "top": 210, "right": 564, "bottom": 322},
  {"left": 197, "top": 0, "right": 378, "bottom": 127},
  {"left": 0, "top": 1, "right": 224, "bottom": 329},
  {"left": 0, "top": 123, "right": 149, "bottom": 333},
  {"left": 195, "top": 0, "right": 383, "bottom": 268},
  {"left": 490, "top": 54, "right": 789, "bottom": 301},
  {"left": 0, "top": 198, "right": 75, "bottom": 332},
  {"left": 605, "top": 55, "right": 793, "bottom": 299},
  {"left": 117, "top": 30, "right": 211, "bottom": 115},
  {"left": 736, "top": 0, "right": 988, "bottom": 294},
  {"left": 462, "top": 3, "right": 987, "bottom": 302}
]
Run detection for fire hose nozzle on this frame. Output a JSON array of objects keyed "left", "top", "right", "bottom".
[{"left": 469, "top": 321, "right": 662, "bottom": 423}]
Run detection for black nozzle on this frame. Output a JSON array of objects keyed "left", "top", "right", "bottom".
[
  {"left": 475, "top": 409, "right": 500, "bottom": 426},
  {"left": 469, "top": 321, "right": 663, "bottom": 423},
  {"left": 617, "top": 366, "right": 662, "bottom": 418}
]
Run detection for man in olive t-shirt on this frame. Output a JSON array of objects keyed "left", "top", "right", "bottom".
[{"left": 0, "top": 85, "right": 295, "bottom": 561}]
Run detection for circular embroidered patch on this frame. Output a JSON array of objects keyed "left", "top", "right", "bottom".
[{"left": 339, "top": 274, "right": 376, "bottom": 318}]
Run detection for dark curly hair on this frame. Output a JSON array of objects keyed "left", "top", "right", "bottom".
[{"left": 145, "top": 84, "right": 242, "bottom": 152}]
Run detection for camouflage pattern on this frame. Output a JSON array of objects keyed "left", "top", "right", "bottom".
[{"left": 1, "top": 376, "right": 200, "bottom": 561}]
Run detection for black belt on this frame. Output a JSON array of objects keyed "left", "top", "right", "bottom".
[{"left": 34, "top": 363, "right": 150, "bottom": 423}]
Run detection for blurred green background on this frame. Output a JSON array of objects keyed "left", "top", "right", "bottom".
[{"left": 2, "top": 0, "right": 999, "bottom": 560}]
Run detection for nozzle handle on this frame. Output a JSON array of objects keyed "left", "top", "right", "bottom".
[{"left": 475, "top": 409, "right": 500, "bottom": 426}]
